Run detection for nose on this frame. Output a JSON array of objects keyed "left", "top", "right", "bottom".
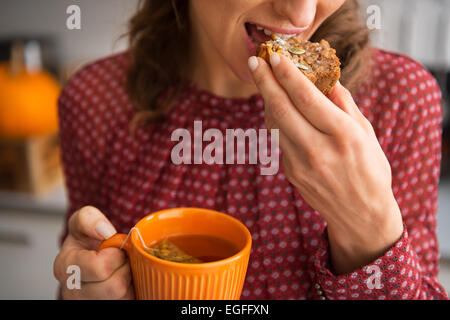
[{"left": 272, "top": 0, "right": 316, "bottom": 29}]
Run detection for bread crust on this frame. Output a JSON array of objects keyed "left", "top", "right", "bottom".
[{"left": 257, "top": 37, "right": 341, "bottom": 95}]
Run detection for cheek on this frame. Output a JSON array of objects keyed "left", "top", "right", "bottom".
[
  {"left": 191, "top": 0, "right": 258, "bottom": 83},
  {"left": 191, "top": 0, "right": 231, "bottom": 36},
  {"left": 232, "top": 62, "right": 255, "bottom": 84},
  {"left": 317, "top": 0, "right": 346, "bottom": 20},
  {"left": 224, "top": 41, "right": 258, "bottom": 84},
  {"left": 302, "top": 0, "right": 345, "bottom": 39}
]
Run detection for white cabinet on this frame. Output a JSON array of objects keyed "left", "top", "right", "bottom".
[{"left": 0, "top": 210, "right": 65, "bottom": 299}]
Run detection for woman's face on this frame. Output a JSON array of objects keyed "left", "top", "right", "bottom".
[{"left": 189, "top": 0, "right": 346, "bottom": 84}]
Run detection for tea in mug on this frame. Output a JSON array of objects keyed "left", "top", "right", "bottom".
[{"left": 146, "top": 234, "right": 239, "bottom": 263}]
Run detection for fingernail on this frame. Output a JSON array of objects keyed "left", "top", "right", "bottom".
[
  {"left": 248, "top": 56, "right": 259, "bottom": 72},
  {"left": 270, "top": 52, "right": 280, "bottom": 67},
  {"left": 95, "top": 221, "right": 116, "bottom": 240}
]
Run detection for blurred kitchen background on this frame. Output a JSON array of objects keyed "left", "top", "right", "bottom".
[{"left": 0, "top": 0, "right": 449, "bottom": 299}]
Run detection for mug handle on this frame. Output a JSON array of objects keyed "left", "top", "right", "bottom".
[{"left": 97, "top": 233, "right": 131, "bottom": 253}]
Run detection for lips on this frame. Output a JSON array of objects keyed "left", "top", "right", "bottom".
[
  {"left": 245, "top": 22, "right": 272, "bottom": 47},
  {"left": 244, "top": 22, "right": 306, "bottom": 56}
]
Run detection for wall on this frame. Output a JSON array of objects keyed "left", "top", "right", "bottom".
[
  {"left": 1, "top": 0, "right": 449, "bottom": 69},
  {"left": 0, "top": 0, "right": 139, "bottom": 68},
  {"left": 361, "top": 0, "right": 450, "bottom": 68}
]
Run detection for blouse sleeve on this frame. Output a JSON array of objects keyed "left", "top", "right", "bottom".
[{"left": 312, "top": 55, "right": 448, "bottom": 300}]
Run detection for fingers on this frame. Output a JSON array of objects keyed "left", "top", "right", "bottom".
[
  {"left": 68, "top": 206, "right": 117, "bottom": 243},
  {"left": 54, "top": 237, "right": 127, "bottom": 283},
  {"left": 327, "top": 81, "right": 358, "bottom": 115},
  {"left": 61, "top": 262, "right": 133, "bottom": 300},
  {"left": 120, "top": 283, "right": 136, "bottom": 300},
  {"left": 68, "top": 247, "right": 127, "bottom": 282},
  {"left": 267, "top": 52, "right": 352, "bottom": 135},
  {"left": 328, "top": 82, "right": 375, "bottom": 135},
  {"left": 80, "top": 262, "right": 132, "bottom": 300},
  {"left": 55, "top": 206, "right": 132, "bottom": 300},
  {"left": 248, "top": 56, "right": 320, "bottom": 145}
]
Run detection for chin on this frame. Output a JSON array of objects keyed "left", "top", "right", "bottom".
[
  {"left": 236, "top": 69, "right": 255, "bottom": 85},
  {"left": 221, "top": 48, "right": 257, "bottom": 86},
  {"left": 228, "top": 61, "right": 256, "bottom": 86}
]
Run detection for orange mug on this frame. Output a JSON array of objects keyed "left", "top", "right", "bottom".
[{"left": 98, "top": 207, "right": 252, "bottom": 300}]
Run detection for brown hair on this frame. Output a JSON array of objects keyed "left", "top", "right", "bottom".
[{"left": 126, "top": 0, "right": 371, "bottom": 125}]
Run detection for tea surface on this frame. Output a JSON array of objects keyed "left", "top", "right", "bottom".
[{"left": 148, "top": 234, "right": 239, "bottom": 263}]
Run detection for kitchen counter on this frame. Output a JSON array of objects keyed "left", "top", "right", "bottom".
[{"left": 0, "top": 184, "right": 67, "bottom": 215}]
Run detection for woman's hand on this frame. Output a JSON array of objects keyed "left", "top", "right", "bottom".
[
  {"left": 248, "top": 53, "right": 404, "bottom": 275},
  {"left": 53, "top": 206, "right": 134, "bottom": 299}
]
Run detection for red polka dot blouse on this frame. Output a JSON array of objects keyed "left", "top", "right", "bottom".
[{"left": 58, "top": 48, "right": 448, "bottom": 300}]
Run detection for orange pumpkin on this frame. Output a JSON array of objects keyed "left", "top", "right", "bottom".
[{"left": 0, "top": 63, "right": 61, "bottom": 138}]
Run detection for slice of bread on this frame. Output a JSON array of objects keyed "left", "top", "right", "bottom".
[{"left": 257, "top": 37, "right": 341, "bottom": 95}]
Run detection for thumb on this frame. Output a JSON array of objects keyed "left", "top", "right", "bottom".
[
  {"left": 328, "top": 81, "right": 373, "bottom": 132},
  {"left": 327, "top": 81, "right": 361, "bottom": 116},
  {"left": 68, "top": 206, "right": 117, "bottom": 242}
]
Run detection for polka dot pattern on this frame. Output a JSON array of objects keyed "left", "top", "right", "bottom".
[{"left": 58, "top": 49, "right": 447, "bottom": 299}]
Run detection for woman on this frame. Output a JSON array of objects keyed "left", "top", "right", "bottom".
[{"left": 53, "top": 0, "right": 448, "bottom": 299}]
